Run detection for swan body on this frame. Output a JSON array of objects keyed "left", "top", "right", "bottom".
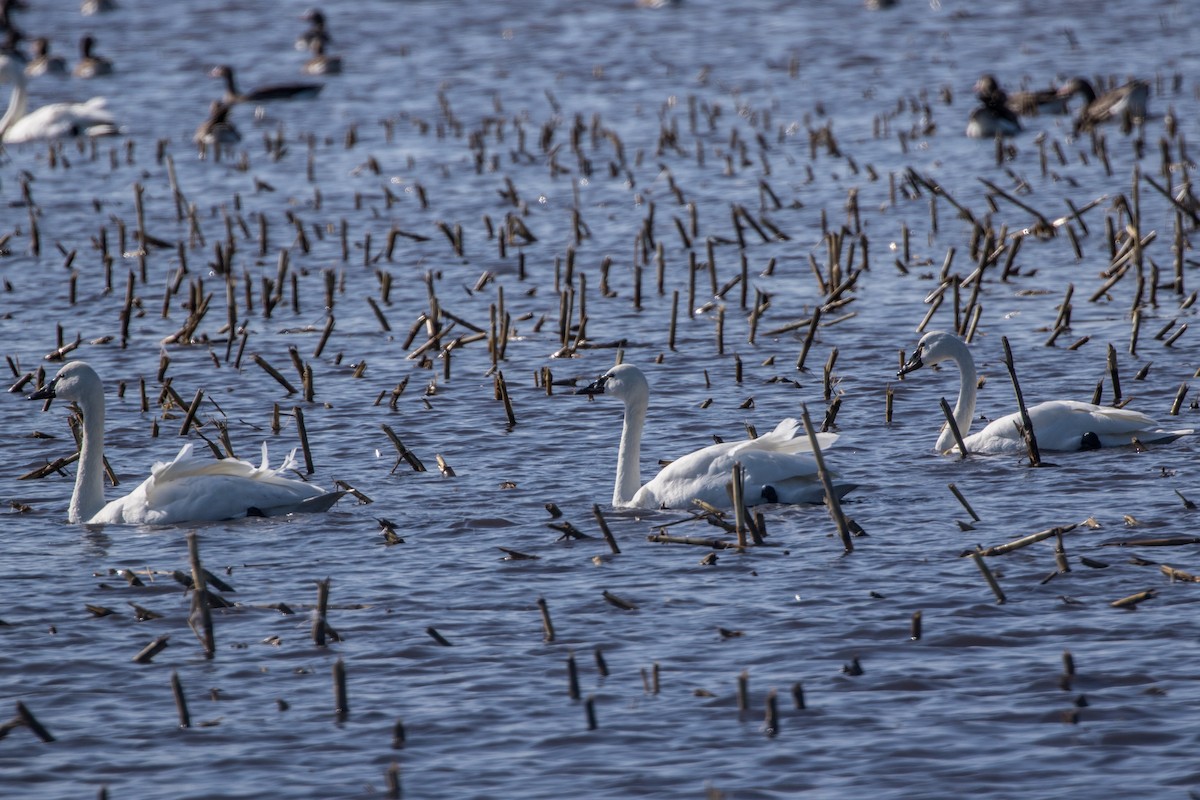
[
  {"left": 580, "top": 363, "right": 853, "bottom": 509},
  {"left": 899, "top": 331, "right": 1190, "bottom": 455},
  {"left": 31, "top": 361, "right": 338, "bottom": 525},
  {"left": 210, "top": 64, "right": 323, "bottom": 104},
  {"left": 0, "top": 54, "right": 117, "bottom": 142}
]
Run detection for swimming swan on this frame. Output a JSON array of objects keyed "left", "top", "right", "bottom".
[
  {"left": 0, "top": 54, "right": 117, "bottom": 142},
  {"left": 898, "top": 331, "right": 1190, "bottom": 455},
  {"left": 31, "top": 361, "right": 340, "bottom": 525},
  {"left": 579, "top": 363, "right": 853, "bottom": 509}
]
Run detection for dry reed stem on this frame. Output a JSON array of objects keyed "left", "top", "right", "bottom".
[
  {"left": 186, "top": 532, "right": 215, "bottom": 658},
  {"left": 800, "top": 405, "right": 852, "bottom": 552},
  {"left": 537, "top": 597, "right": 555, "bottom": 642}
]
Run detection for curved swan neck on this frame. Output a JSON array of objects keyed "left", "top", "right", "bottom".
[
  {"left": 71, "top": 386, "right": 108, "bottom": 523},
  {"left": 939, "top": 339, "right": 978, "bottom": 453},
  {"left": 0, "top": 66, "right": 28, "bottom": 140},
  {"left": 614, "top": 392, "right": 646, "bottom": 505}
]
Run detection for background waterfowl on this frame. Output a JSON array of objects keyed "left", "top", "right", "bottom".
[
  {"left": 303, "top": 39, "right": 341, "bottom": 75},
  {"left": 579, "top": 363, "right": 853, "bottom": 509},
  {"left": 0, "top": 53, "right": 116, "bottom": 141},
  {"left": 30, "top": 361, "right": 339, "bottom": 525},
  {"left": 966, "top": 76, "right": 1021, "bottom": 137},
  {"left": 193, "top": 99, "right": 240, "bottom": 152},
  {"left": 296, "top": 8, "right": 330, "bottom": 51},
  {"left": 210, "top": 63, "right": 323, "bottom": 104},
  {"left": 25, "top": 37, "right": 66, "bottom": 77},
  {"left": 899, "top": 331, "right": 1190, "bottom": 454},
  {"left": 72, "top": 33, "right": 111, "bottom": 78},
  {"left": 1059, "top": 76, "right": 1149, "bottom": 132},
  {"left": 975, "top": 73, "right": 1068, "bottom": 116}
]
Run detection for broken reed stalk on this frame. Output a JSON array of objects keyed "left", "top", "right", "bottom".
[
  {"left": 737, "top": 670, "right": 749, "bottom": 713},
  {"left": 947, "top": 483, "right": 980, "bottom": 521},
  {"left": 14, "top": 701, "right": 55, "bottom": 743},
  {"left": 1107, "top": 343, "right": 1122, "bottom": 405},
  {"left": 911, "top": 611, "right": 922, "bottom": 641},
  {"left": 313, "top": 577, "right": 331, "bottom": 647},
  {"left": 537, "top": 597, "right": 555, "bottom": 642},
  {"left": 333, "top": 657, "right": 349, "bottom": 719},
  {"left": 800, "top": 405, "right": 852, "bottom": 552},
  {"left": 385, "top": 763, "right": 401, "bottom": 800},
  {"left": 974, "top": 524, "right": 1077, "bottom": 557},
  {"left": 496, "top": 371, "right": 517, "bottom": 427},
  {"left": 592, "top": 504, "right": 620, "bottom": 554},
  {"left": 567, "top": 651, "right": 581, "bottom": 700},
  {"left": 970, "top": 547, "right": 1007, "bottom": 604},
  {"left": 253, "top": 354, "right": 298, "bottom": 395},
  {"left": 171, "top": 670, "right": 191, "bottom": 728},
  {"left": 293, "top": 406, "right": 315, "bottom": 474},
  {"left": 1000, "top": 337, "right": 1042, "bottom": 466},
  {"left": 764, "top": 688, "right": 779, "bottom": 738},
  {"left": 132, "top": 635, "right": 170, "bottom": 664},
  {"left": 938, "top": 398, "right": 970, "bottom": 458},
  {"left": 178, "top": 389, "right": 204, "bottom": 436},
  {"left": 731, "top": 462, "right": 748, "bottom": 548},
  {"left": 184, "top": 532, "right": 215, "bottom": 659},
  {"left": 585, "top": 695, "right": 598, "bottom": 730}
]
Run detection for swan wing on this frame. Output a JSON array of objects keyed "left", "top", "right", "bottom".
[
  {"left": 727, "top": 418, "right": 839, "bottom": 457},
  {"left": 87, "top": 443, "right": 330, "bottom": 525},
  {"left": 5, "top": 98, "right": 117, "bottom": 143},
  {"left": 634, "top": 437, "right": 846, "bottom": 509}
]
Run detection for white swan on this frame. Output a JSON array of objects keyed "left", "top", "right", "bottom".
[
  {"left": 899, "top": 330, "right": 1191, "bottom": 454},
  {"left": 579, "top": 363, "right": 853, "bottom": 509},
  {"left": 0, "top": 54, "right": 117, "bottom": 143},
  {"left": 31, "top": 361, "right": 340, "bottom": 525}
]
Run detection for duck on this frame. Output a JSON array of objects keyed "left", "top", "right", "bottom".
[
  {"left": 898, "top": 331, "right": 1190, "bottom": 455},
  {"left": 1058, "top": 76, "right": 1149, "bottom": 132},
  {"left": 30, "top": 361, "right": 340, "bottom": 525},
  {"left": 81, "top": 0, "right": 118, "bottom": 15},
  {"left": 965, "top": 79, "right": 1022, "bottom": 138},
  {"left": 295, "top": 8, "right": 330, "bottom": 52},
  {"left": 0, "top": 54, "right": 117, "bottom": 142},
  {"left": 25, "top": 37, "right": 66, "bottom": 77},
  {"left": 578, "top": 363, "right": 853, "bottom": 509},
  {"left": 210, "top": 64, "right": 323, "bottom": 105},
  {"left": 302, "top": 39, "right": 341, "bottom": 76},
  {"left": 193, "top": 100, "right": 240, "bottom": 152},
  {"left": 975, "top": 73, "right": 1069, "bottom": 117},
  {"left": 72, "top": 33, "right": 112, "bottom": 78}
]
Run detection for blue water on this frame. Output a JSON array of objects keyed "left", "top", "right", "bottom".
[{"left": 2, "top": 0, "right": 1200, "bottom": 797}]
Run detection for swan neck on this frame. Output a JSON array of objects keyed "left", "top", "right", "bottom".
[
  {"left": 940, "top": 342, "right": 978, "bottom": 453},
  {"left": 614, "top": 393, "right": 646, "bottom": 506},
  {"left": 71, "top": 387, "right": 108, "bottom": 523},
  {"left": 0, "top": 70, "right": 28, "bottom": 139}
]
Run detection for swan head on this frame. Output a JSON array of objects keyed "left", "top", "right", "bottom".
[
  {"left": 31, "top": 360, "right": 103, "bottom": 404},
  {"left": 898, "top": 330, "right": 967, "bottom": 378},
  {"left": 577, "top": 363, "right": 649, "bottom": 404}
]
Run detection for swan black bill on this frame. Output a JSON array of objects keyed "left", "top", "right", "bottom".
[
  {"left": 30, "top": 379, "right": 58, "bottom": 401},
  {"left": 897, "top": 352, "right": 924, "bottom": 378},
  {"left": 576, "top": 375, "right": 610, "bottom": 396}
]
